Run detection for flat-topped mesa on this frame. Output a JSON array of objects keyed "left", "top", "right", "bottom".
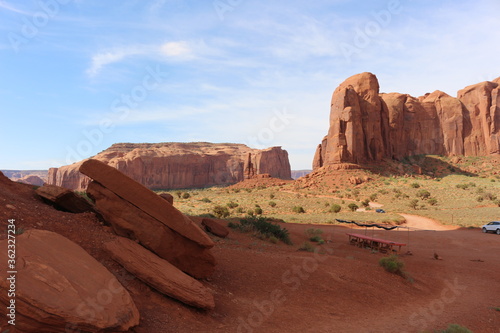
[
  {"left": 48, "top": 142, "right": 292, "bottom": 191},
  {"left": 313, "top": 73, "right": 500, "bottom": 170}
]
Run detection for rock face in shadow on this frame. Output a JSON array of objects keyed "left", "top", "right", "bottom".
[
  {"left": 0, "top": 229, "right": 139, "bottom": 332},
  {"left": 48, "top": 142, "right": 292, "bottom": 191},
  {"left": 313, "top": 73, "right": 500, "bottom": 169}
]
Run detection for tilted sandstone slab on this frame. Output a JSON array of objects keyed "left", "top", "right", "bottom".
[
  {"left": 80, "top": 159, "right": 214, "bottom": 249},
  {"left": 104, "top": 237, "right": 215, "bottom": 310},
  {"left": 0, "top": 229, "right": 139, "bottom": 332},
  {"left": 36, "top": 184, "right": 94, "bottom": 214},
  {"left": 49, "top": 142, "right": 292, "bottom": 191},
  {"left": 201, "top": 218, "right": 229, "bottom": 238},
  {"left": 87, "top": 181, "right": 216, "bottom": 278}
]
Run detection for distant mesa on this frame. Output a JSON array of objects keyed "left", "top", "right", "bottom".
[
  {"left": 17, "top": 174, "right": 45, "bottom": 186},
  {"left": 313, "top": 72, "right": 500, "bottom": 170},
  {"left": 291, "top": 170, "right": 312, "bottom": 179},
  {"left": 48, "top": 142, "right": 292, "bottom": 191},
  {"left": 1, "top": 170, "right": 48, "bottom": 185}
]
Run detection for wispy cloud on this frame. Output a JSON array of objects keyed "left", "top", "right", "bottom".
[
  {"left": 160, "top": 41, "right": 192, "bottom": 58},
  {"left": 0, "top": 1, "right": 31, "bottom": 15},
  {"left": 86, "top": 48, "right": 144, "bottom": 77}
]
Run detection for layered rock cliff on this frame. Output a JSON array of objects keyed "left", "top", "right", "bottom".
[
  {"left": 48, "top": 142, "right": 292, "bottom": 191},
  {"left": 313, "top": 73, "right": 500, "bottom": 169}
]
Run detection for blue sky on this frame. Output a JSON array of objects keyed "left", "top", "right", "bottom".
[{"left": 1, "top": 0, "right": 499, "bottom": 170}]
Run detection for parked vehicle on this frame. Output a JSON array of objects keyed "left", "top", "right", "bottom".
[
  {"left": 375, "top": 209, "right": 385, "bottom": 213},
  {"left": 482, "top": 221, "right": 500, "bottom": 234}
]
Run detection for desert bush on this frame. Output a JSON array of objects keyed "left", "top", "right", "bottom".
[
  {"left": 379, "top": 255, "right": 405, "bottom": 276},
  {"left": 254, "top": 207, "right": 263, "bottom": 215},
  {"left": 233, "top": 188, "right": 241, "bottom": 193},
  {"left": 212, "top": 205, "right": 230, "bottom": 218},
  {"left": 226, "top": 201, "right": 239, "bottom": 209},
  {"left": 416, "top": 189, "right": 431, "bottom": 199},
  {"left": 428, "top": 197, "right": 438, "bottom": 206},
  {"left": 494, "top": 200, "right": 500, "bottom": 207},
  {"left": 269, "top": 193, "right": 275, "bottom": 199},
  {"left": 269, "top": 201, "right": 277, "bottom": 207},
  {"left": 182, "top": 192, "right": 191, "bottom": 199},
  {"left": 347, "top": 203, "right": 359, "bottom": 212},
  {"left": 298, "top": 242, "right": 315, "bottom": 252},
  {"left": 305, "top": 228, "right": 323, "bottom": 242},
  {"left": 437, "top": 324, "right": 473, "bottom": 333},
  {"left": 369, "top": 193, "right": 378, "bottom": 201},
  {"left": 361, "top": 199, "right": 370, "bottom": 207},
  {"left": 175, "top": 190, "right": 182, "bottom": 198},
  {"left": 476, "top": 196, "right": 484, "bottom": 202},
  {"left": 292, "top": 206, "right": 306, "bottom": 213},
  {"left": 410, "top": 182, "right": 420, "bottom": 188},
  {"left": 329, "top": 204, "right": 341, "bottom": 213},
  {"left": 247, "top": 209, "right": 254, "bottom": 216},
  {"left": 409, "top": 199, "right": 419, "bottom": 209},
  {"left": 235, "top": 216, "right": 292, "bottom": 244},
  {"left": 236, "top": 207, "right": 244, "bottom": 214},
  {"left": 200, "top": 197, "right": 212, "bottom": 203}
]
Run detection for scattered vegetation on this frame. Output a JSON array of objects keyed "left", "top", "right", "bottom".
[
  {"left": 182, "top": 192, "right": 191, "bottom": 199},
  {"left": 200, "top": 197, "right": 212, "bottom": 203},
  {"left": 410, "top": 182, "right": 421, "bottom": 188},
  {"left": 347, "top": 203, "right": 359, "bottom": 212},
  {"left": 298, "top": 242, "right": 315, "bottom": 252},
  {"left": 226, "top": 201, "right": 239, "bottom": 209},
  {"left": 416, "top": 189, "right": 431, "bottom": 199},
  {"left": 229, "top": 216, "right": 292, "bottom": 245},
  {"left": 269, "top": 201, "right": 277, "bottom": 207},
  {"left": 435, "top": 324, "right": 473, "bottom": 333},
  {"left": 292, "top": 206, "right": 306, "bottom": 213},
  {"left": 329, "top": 204, "right": 342, "bottom": 213},
  {"left": 305, "top": 228, "right": 324, "bottom": 243},
  {"left": 379, "top": 255, "right": 405, "bottom": 276},
  {"left": 212, "top": 205, "right": 230, "bottom": 218}
]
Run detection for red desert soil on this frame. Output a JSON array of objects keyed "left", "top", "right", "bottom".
[{"left": 1, "top": 176, "right": 499, "bottom": 332}]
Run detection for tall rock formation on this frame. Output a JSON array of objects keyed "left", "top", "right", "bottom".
[
  {"left": 48, "top": 142, "right": 292, "bottom": 191},
  {"left": 313, "top": 73, "right": 500, "bottom": 169}
]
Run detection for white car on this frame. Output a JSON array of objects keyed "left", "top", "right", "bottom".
[{"left": 482, "top": 221, "right": 500, "bottom": 234}]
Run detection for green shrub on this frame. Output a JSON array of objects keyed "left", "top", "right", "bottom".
[
  {"left": 369, "top": 193, "right": 378, "bottom": 201},
  {"left": 175, "top": 190, "right": 182, "bottom": 198},
  {"left": 182, "top": 192, "right": 191, "bottom": 199},
  {"left": 269, "top": 193, "right": 275, "bottom": 199},
  {"left": 212, "top": 205, "right": 230, "bottom": 218},
  {"left": 293, "top": 206, "right": 306, "bottom": 213},
  {"left": 247, "top": 209, "right": 254, "bottom": 216},
  {"left": 379, "top": 255, "right": 405, "bottom": 276},
  {"left": 329, "top": 204, "right": 341, "bottom": 213},
  {"left": 409, "top": 199, "right": 419, "bottom": 209},
  {"left": 361, "top": 199, "right": 370, "bottom": 207},
  {"left": 298, "top": 242, "right": 315, "bottom": 252},
  {"left": 437, "top": 323, "right": 473, "bottom": 333},
  {"left": 200, "top": 197, "right": 212, "bottom": 203},
  {"left": 347, "top": 203, "right": 359, "bottom": 212},
  {"left": 269, "top": 201, "right": 277, "bottom": 207},
  {"left": 233, "top": 216, "right": 292, "bottom": 244},
  {"left": 410, "top": 182, "right": 421, "bottom": 188},
  {"left": 236, "top": 207, "right": 244, "bottom": 214},
  {"left": 416, "top": 189, "right": 431, "bottom": 199},
  {"left": 254, "top": 207, "right": 263, "bottom": 215},
  {"left": 428, "top": 198, "right": 438, "bottom": 206},
  {"left": 227, "top": 201, "right": 239, "bottom": 209}
]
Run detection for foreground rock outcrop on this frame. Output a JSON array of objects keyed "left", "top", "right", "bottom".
[
  {"left": 0, "top": 229, "right": 139, "bottom": 332},
  {"left": 36, "top": 184, "right": 94, "bottom": 213},
  {"left": 313, "top": 73, "right": 500, "bottom": 169},
  {"left": 80, "top": 159, "right": 216, "bottom": 278},
  {"left": 48, "top": 142, "right": 292, "bottom": 191},
  {"left": 104, "top": 237, "right": 215, "bottom": 310}
]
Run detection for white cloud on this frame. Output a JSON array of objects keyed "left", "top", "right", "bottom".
[
  {"left": 160, "top": 41, "right": 192, "bottom": 58},
  {"left": 86, "top": 48, "right": 143, "bottom": 77}
]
